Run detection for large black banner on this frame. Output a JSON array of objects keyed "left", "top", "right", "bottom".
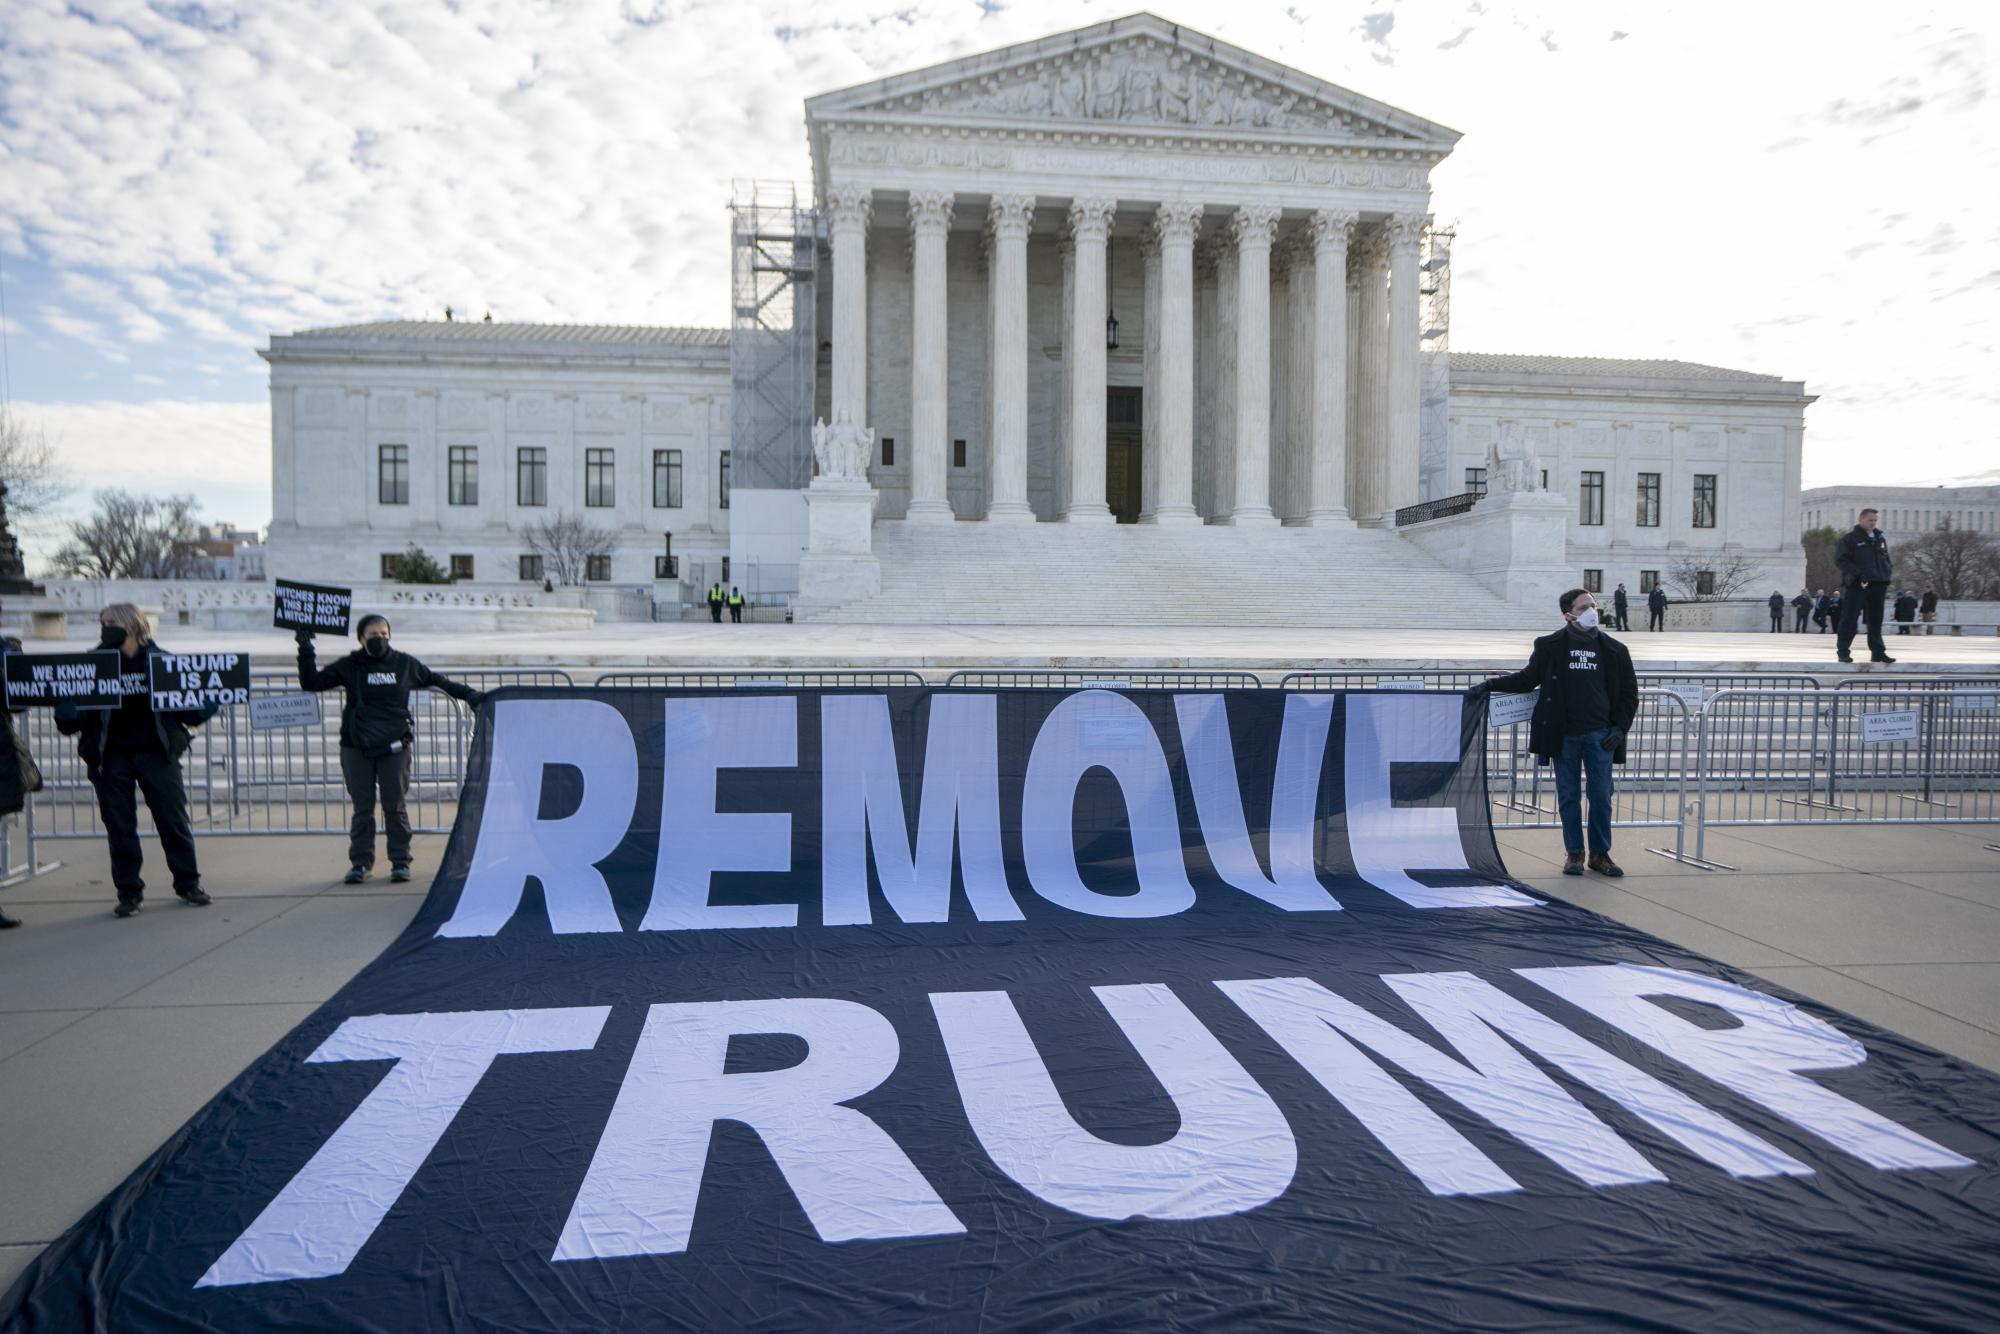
[{"left": 5, "top": 688, "right": 1998, "bottom": 1330}]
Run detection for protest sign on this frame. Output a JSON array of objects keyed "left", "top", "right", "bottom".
[
  {"left": 2, "top": 650, "right": 123, "bottom": 710},
  {"left": 273, "top": 579, "right": 352, "bottom": 635},
  {"left": 148, "top": 653, "right": 251, "bottom": 712}
]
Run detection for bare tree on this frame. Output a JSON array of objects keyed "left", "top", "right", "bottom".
[
  {"left": 524, "top": 513, "right": 613, "bottom": 587},
  {"left": 0, "top": 404, "right": 73, "bottom": 521},
  {"left": 49, "top": 490, "right": 207, "bottom": 579},
  {"left": 1664, "top": 549, "right": 1759, "bottom": 600},
  {"left": 1899, "top": 521, "right": 2000, "bottom": 601}
]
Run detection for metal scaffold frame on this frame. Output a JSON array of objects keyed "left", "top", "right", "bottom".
[{"left": 728, "top": 180, "right": 819, "bottom": 490}]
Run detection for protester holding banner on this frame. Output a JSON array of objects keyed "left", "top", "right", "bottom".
[
  {"left": 52, "top": 604, "right": 216, "bottom": 918},
  {"left": 0, "top": 630, "right": 24, "bottom": 929},
  {"left": 1471, "top": 587, "right": 1639, "bottom": 878},
  {"left": 296, "top": 615, "right": 485, "bottom": 884}
]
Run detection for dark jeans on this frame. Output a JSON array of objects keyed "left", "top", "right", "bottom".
[
  {"left": 1648, "top": 609, "right": 1664, "bottom": 631},
  {"left": 709, "top": 603, "right": 722, "bottom": 622},
  {"left": 1795, "top": 608, "right": 1810, "bottom": 632},
  {"left": 1770, "top": 612, "right": 1783, "bottom": 631},
  {"left": 1553, "top": 727, "right": 1615, "bottom": 856},
  {"left": 341, "top": 745, "right": 412, "bottom": 868},
  {"left": 729, "top": 604, "right": 742, "bottom": 622},
  {"left": 91, "top": 748, "right": 201, "bottom": 899},
  {"left": 1837, "top": 581, "right": 1889, "bottom": 656},
  {"left": 1613, "top": 608, "right": 1629, "bottom": 631}
]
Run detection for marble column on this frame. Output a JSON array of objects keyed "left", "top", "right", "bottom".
[
  {"left": 1344, "top": 248, "right": 1361, "bottom": 518},
  {"left": 1227, "top": 204, "right": 1282, "bottom": 526},
  {"left": 1282, "top": 233, "right": 1314, "bottom": 523},
  {"left": 1148, "top": 202, "right": 1202, "bottom": 524},
  {"left": 825, "top": 186, "right": 873, "bottom": 429},
  {"left": 1140, "top": 226, "right": 1160, "bottom": 520},
  {"left": 1211, "top": 240, "right": 1238, "bottom": 520},
  {"left": 1309, "top": 209, "right": 1357, "bottom": 525},
  {"left": 1063, "top": 197, "right": 1116, "bottom": 523},
  {"left": 1354, "top": 225, "right": 1391, "bottom": 526},
  {"left": 1386, "top": 213, "right": 1427, "bottom": 517},
  {"left": 985, "top": 194, "right": 1035, "bottom": 523},
  {"left": 905, "top": 190, "right": 955, "bottom": 522}
]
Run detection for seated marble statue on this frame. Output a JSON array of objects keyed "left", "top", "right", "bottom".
[{"left": 811, "top": 409, "right": 875, "bottom": 482}]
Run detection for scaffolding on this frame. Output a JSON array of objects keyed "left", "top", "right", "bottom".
[
  {"left": 1418, "top": 224, "right": 1454, "bottom": 502},
  {"left": 728, "top": 181, "right": 819, "bottom": 490}
]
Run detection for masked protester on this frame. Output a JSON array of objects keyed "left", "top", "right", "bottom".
[
  {"left": 1469, "top": 588, "right": 1640, "bottom": 878},
  {"left": 297, "top": 616, "right": 485, "bottom": 884},
  {"left": 53, "top": 603, "right": 217, "bottom": 918},
  {"left": 0, "top": 623, "right": 24, "bottom": 929}
]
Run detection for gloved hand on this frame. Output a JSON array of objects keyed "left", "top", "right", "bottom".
[
  {"left": 54, "top": 699, "right": 80, "bottom": 722},
  {"left": 294, "top": 628, "right": 314, "bottom": 647},
  {"left": 466, "top": 690, "right": 489, "bottom": 711},
  {"left": 1464, "top": 681, "right": 1493, "bottom": 705},
  {"left": 1600, "top": 727, "right": 1625, "bottom": 753}
]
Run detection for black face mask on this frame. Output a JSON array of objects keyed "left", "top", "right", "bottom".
[
  {"left": 99, "top": 625, "right": 128, "bottom": 649},
  {"left": 363, "top": 637, "right": 391, "bottom": 659}
]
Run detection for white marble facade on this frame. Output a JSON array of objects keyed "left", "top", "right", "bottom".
[{"left": 262, "top": 323, "right": 730, "bottom": 588}]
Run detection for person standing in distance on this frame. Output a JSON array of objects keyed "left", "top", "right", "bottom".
[
  {"left": 1612, "top": 582, "right": 1630, "bottom": 632},
  {"left": 53, "top": 603, "right": 216, "bottom": 918},
  {"left": 1767, "top": 590, "right": 1785, "bottom": 633},
  {"left": 298, "top": 615, "right": 484, "bottom": 884},
  {"left": 1646, "top": 583, "right": 1668, "bottom": 632},
  {"left": 1791, "top": 588, "right": 1812, "bottom": 633},
  {"left": 1834, "top": 508, "right": 1895, "bottom": 664},
  {"left": 1470, "top": 588, "right": 1640, "bottom": 878},
  {"left": 0, "top": 622, "right": 27, "bottom": 929}
]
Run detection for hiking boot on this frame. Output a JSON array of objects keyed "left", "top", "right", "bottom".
[
  {"left": 1871, "top": 653, "right": 1897, "bottom": 664},
  {"left": 1836, "top": 652, "right": 1853, "bottom": 663},
  {"left": 1563, "top": 852, "right": 1586, "bottom": 876},
  {"left": 390, "top": 864, "right": 412, "bottom": 884},
  {"left": 113, "top": 897, "right": 142, "bottom": 919},
  {"left": 343, "top": 865, "right": 368, "bottom": 884},
  {"left": 176, "top": 886, "right": 212, "bottom": 907},
  {"left": 1588, "top": 853, "right": 1625, "bottom": 878}
]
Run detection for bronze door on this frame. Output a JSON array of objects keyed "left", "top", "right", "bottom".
[{"left": 1106, "top": 387, "right": 1143, "bottom": 523}]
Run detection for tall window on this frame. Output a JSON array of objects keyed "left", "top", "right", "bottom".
[
  {"left": 380, "top": 553, "right": 399, "bottom": 579},
  {"left": 585, "top": 448, "right": 615, "bottom": 507},
  {"left": 719, "top": 450, "right": 731, "bottom": 509},
  {"left": 880, "top": 437, "right": 895, "bottom": 467},
  {"left": 1583, "top": 569, "right": 1602, "bottom": 593},
  {"left": 1579, "top": 471, "right": 1604, "bottom": 526},
  {"left": 378, "top": 444, "right": 409, "bottom": 505},
  {"left": 1636, "top": 472, "right": 1660, "bottom": 527},
  {"left": 517, "top": 447, "right": 547, "bottom": 507},
  {"left": 449, "top": 554, "right": 474, "bottom": 581},
  {"left": 1465, "top": 467, "right": 1487, "bottom": 498},
  {"left": 448, "top": 446, "right": 479, "bottom": 506},
  {"left": 653, "top": 449, "right": 683, "bottom": 508},
  {"left": 953, "top": 438, "right": 968, "bottom": 469},
  {"left": 1693, "top": 474, "right": 1718, "bottom": 528},
  {"left": 1695, "top": 569, "right": 1716, "bottom": 596},
  {"left": 519, "top": 554, "right": 544, "bottom": 582},
  {"left": 1639, "top": 569, "right": 1660, "bottom": 594},
  {"left": 586, "top": 554, "right": 612, "bottom": 582}
]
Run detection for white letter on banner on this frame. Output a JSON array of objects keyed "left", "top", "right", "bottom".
[
  {"left": 929, "top": 984, "right": 1296, "bottom": 1220},
  {"left": 1174, "top": 694, "right": 1341, "bottom": 912},
  {"left": 1021, "top": 691, "right": 1195, "bottom": 918},
  {"left": 439, "top": 699, "right": 635, "bottom": 937},
  {"left": 1379, "top": 972, "right": 1811, "bottom": 1179},
  {"left": 1343, "top": 693, "right": 1538, "bottom": 908},
  {"left": 1519, "top": 964, "right": 1975, "bottom": 1171},
  {"left": 820, "top": 694, "right": 1022, "bottom": 926},
  {"left": 643, "top": 696, "right": 798, "bottom": 931},
  {"left": 1219, "top": 974, "right": 1662, "bottom": 1192},
  {"left": 198, "top": 1007, "right": 611, "bottom": 1287},
  {"left": 554, "top": 999, "right": 962, "bottom": 1260}
]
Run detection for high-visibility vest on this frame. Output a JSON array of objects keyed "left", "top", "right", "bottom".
[{"left": 728, "top": 591, "right": 744, "bottom": 606}]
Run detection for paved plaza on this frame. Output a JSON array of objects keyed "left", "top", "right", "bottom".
[
  {"left": 3, "top": 820, "right": 1997, "bottom": 1294},
  {"left": 118, "top": 621, "right": 2000, "bottom": 673}
]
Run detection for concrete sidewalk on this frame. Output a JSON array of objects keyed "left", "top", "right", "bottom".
[{"left": 2, "top": 824, "right": 1998, "bottom": 1294}]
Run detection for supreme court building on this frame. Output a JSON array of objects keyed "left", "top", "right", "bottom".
[{"left": 264, "top": 14, "right": 1810, "bottom": 621}]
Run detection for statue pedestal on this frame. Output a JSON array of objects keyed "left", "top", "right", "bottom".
[
  {"left": 795, "top": 478, "right": 880, "bottom": 617},
  {"left": 1399, "top": 489, "right": 1574, "bottom": 613}
]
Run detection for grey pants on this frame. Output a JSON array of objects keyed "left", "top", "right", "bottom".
[{"left": 341, "top": 746, "right": 412, "bottom": 868}]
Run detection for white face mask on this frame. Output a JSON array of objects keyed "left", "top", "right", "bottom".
[{"left": 1573, "top": 607, "right": 1600, "bottom": 630}]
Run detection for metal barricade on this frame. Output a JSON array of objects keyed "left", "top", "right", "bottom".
[
  {"left": 1280, "top": 669, "right": 1494, "bottom": 691},
  {"left": 945, "top": 669, "right": 1263, "bottom": 690},
  {"left": 593, "top": 669, "right": 928, "bottom": 688}
]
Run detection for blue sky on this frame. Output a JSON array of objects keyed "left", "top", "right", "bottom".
[{"left": 2, "top": 0, "right": 1994, "bottom": 564}]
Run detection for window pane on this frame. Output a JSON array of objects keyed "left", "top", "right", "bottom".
[
  {"left": 1579, "top": 471, "right": 1604, "bottom": 526},
  {"left": 586, "top": 554, "right": 611, "bottom": 581},
  {"left": 719, "top": 450, "right": 730, "bottom": 509},
  {"left": 653, "top": 449, "right": 683, "bottom": 508},
  {"left": 517, "top": 448, "right": 547, "bottom": 507},
  {"left": 1465, "top": 467, "right": 1487, "bottom": 498},
  {"left": 450, "top": 554, "right": 473, "bottom": 581},
  {"left": 1693, "top": 474, "right": 1717, "bottom": 529},
  {"left": 380, "top": 553, "right": 398, "bottom": 579},
  {"left": 519, "top": 554, "right": 543, "bottom": 581},
  {"left": 953, "top": 438, "right": 967, "bottom": 469},
  {"left": 448, "top": 446, "right": 478, "bottom": 506},
  {"left": 378, "top": 444, "right": 408, "bottom": 505},
  {"left": 1584, "top": 569, "right": 1602, "bottom": 593},
  {"left": 1640, "top": 569, "right": 1659, "bottom": 594},
  {"left": 1637, "top": 472, "right": 1660, "bottom": 527},
  {"left": 586, "top": 448, "right": 614, "bottom": 507},
  {"left": 881, "top": 437, "right": 894, "bottom": 467},
  {"left": 1696, "top": 569, "right": 1715, "bottom": 595}
]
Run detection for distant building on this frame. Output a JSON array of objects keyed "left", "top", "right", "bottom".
[
  {"left": 183, "top": 522, "right": 266, "bottom": 581},
  {"left": 1802, "top": 484, "right": 2000, "bottom": 537}
]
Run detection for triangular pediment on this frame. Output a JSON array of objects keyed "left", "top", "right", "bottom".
[{"left": 806, "top": 12, "right": 1459, "bottom": 150}]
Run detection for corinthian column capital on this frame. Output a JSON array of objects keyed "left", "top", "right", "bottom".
[
  {"left": 1385, "top": 212, "right": 1428, "bottom": 254},
  {"left": 907, "top": 190, "right": 955, "bottom": 236},
  {"left": 987, "top": 193, "right": 1035, "bottom": 241},
  {"left": 1310, "top": 208, "right": 1360, "bottom": 254},
  {"left": 824, "top": 185, "right": 873, "bottom": 235},
  {"left": 1152, "top": 200, "right": 1204, "bottom": 248},
  {"left": 1067, "top": 197, "right": 1116, "bottom": 243},
  {"left": 1229, "top": 203, "right": 1282, "bottom": 250}
]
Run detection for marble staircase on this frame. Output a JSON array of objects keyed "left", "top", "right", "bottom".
[{"left": 804, "top": 520, "right": 1548, "bottom": 628}]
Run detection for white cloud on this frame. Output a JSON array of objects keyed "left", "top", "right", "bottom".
[{"left": 0, "top": 0, "right": 1993, "bottom": 491}]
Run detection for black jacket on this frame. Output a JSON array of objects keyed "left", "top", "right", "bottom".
[
  {"left": 1834, "top": 525, "right": 1892, "bottom": 586},
  {"left": 298, "top": 640, "right": 480, "bottom": 754},
  {"left": 1613, "top": 589, "right": 1629, "bottom": 612},
  {"left": 0, "top": 637, "right": 25, "bottom": 817},
  {"left": 1791, "top": 594, "right": 1812, "bottom": 611},
  {"left": 1487, "top": 628, "right": 1641, "bottom": 765},
  {"left": 1647, "top": 588, "right": 1668, "bottom": 613},
  {"left": 1894, "top": 594, "right": 1918, "bottom": 622},
  {"left": 54, "top": 641, "right": 216, "bottom": 767},
  {"left": 1920, "top": 591, "right": 1938, "bottom": 613},
  {"left": 1768, "top": 593, "right": 1785, "bottom": 613}
]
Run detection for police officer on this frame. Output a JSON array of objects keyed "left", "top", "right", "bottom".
[
  {"left": 53, "top": 603, "right": 216, "bottom": 918},
  {"left": 707, "top": 583, "right": 725, "bottom": 622},
  {"left": 1834, "top": 507, "right": 1895, "bottom": 664},
  {"left": 727, "top": 586, "right": 745, "bottom": 623},
  {"left": 1646, "top": 584, "right": 1668, "bottom": 632},
  {"left": 297, "top": 615, "right": 485, "bottom": 884}
]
